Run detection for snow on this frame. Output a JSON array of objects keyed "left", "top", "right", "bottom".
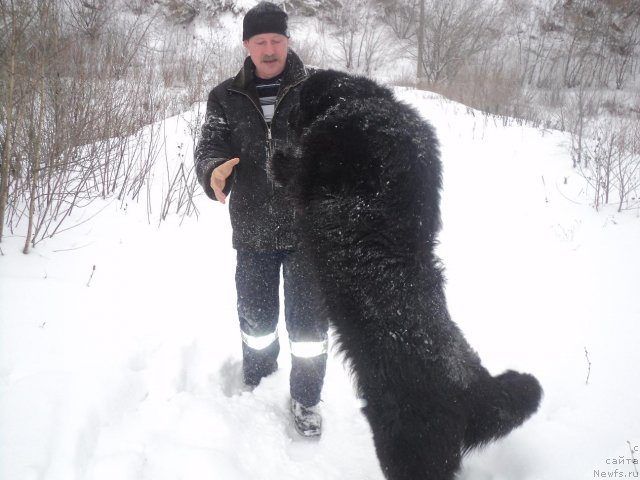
[{"left": 2, "top": 87, "right": 640, "bottom": 480}]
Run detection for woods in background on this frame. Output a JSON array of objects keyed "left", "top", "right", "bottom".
[{"left": 1, "top": 0, "right": 639, "bottom": 252}]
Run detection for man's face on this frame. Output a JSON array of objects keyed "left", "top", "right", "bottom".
[{"left": 243, "top": 33, "right": 289, "bottom": 79}]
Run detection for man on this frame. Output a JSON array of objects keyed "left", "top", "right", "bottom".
[{"left": 194, "top": 1, "right": 328, "bottom": 437}]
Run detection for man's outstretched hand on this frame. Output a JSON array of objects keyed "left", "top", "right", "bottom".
[{"left": 211, "top": 157, "right": 240, "bottom": 204}]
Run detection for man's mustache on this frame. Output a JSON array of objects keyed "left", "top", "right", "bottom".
[{"left": 261, "top": 55, "right": 280, "bottom": 62}]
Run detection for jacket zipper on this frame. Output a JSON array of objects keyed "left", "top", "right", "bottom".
[
  {"left": 228, "top": 77, "right": 305, "bottom": 155},
  {"left": 228, "top": 77, "right": 306, "bottom": 228}
]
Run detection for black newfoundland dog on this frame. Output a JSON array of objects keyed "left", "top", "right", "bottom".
[{"left": 270, "top": 70, "right": 542, "bottom": 480}]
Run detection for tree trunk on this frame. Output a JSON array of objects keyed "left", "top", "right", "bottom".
[
  {"left": 24, "top": 72, "right": 46, "bottom": 254},
  {"left": 0, "top": 40, "right": 16, "bottom": 243},
  {"left": 417, "top": 0, "right": 425, "bottom": 80}
]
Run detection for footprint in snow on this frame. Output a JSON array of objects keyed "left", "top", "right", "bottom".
[{"left": 218, "top": 357, "right": 253, "bottom": 397}]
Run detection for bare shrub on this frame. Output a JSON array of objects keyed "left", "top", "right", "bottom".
[
  {"left": 416, "top": 0, "right": 503, "bottom": 85},
  {"left": 573, "top": 117, "right": 640, "bottom": 211},
  {"left": 611, "top": 119, "right": 640, "bottom": 212},
  {"left": 159, "top": 24, "right": 245, "bottom": 107},
  {"left": 379, "top": 0, "right": 418, "bottom": 40},
  {"left": 62, "top": 0, "right": 112, "bottom": 40},
  {"left": 0, "top": 0, "right": 170, "bottom": 251},
  {"left": 290, "top": 18, "right": 330, "bottom": 69},
  {"left": 326, "top": 0, "right": 396, "bottom": 75}
]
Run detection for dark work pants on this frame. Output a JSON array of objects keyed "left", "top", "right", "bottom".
[{"left": 235, "top": 249, "right": 328, "bottom": 407}]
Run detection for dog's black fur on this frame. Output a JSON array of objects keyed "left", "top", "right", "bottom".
[{"left": 270, "top": 70, "right": 542, "bottom": 480}]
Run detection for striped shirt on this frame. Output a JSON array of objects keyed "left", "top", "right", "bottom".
[{"left": 255, "top": 73, "right": 283, "bottom": 123}]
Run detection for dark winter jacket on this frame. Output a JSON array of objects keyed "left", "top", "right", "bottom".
[{"left": 195, "top": 50, "right": 313, "bottom": 251}]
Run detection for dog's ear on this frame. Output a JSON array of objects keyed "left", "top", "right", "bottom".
[
  {"left": 287, "top": 104, "right": 305, "bottom": 140},
  {"left": 269, "top": 105, "right": 305, "bottom": 190},
  {"left": 301, "top": 70, "right": 395, "bottom": 123},
  {"left": 300, "top": 70, "right": 351, "bottom": 121},
  {"left": 268, "top": 147, "right": 293, "bottom": 189}
]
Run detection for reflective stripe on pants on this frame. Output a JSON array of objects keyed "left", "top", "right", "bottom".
[
  {"left": 241, "top": 332, "right": 328, "bottom": 359},
  {"left": 241, "top": 329, "right": 279, "bottom": 351},
  {"left": 235, "top": 249, "right": 328, "bottom": 405},
  {"left": 290, "top": 339, "right": 328, "bottom": 358}
]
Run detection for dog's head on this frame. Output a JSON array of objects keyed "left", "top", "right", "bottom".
[
  {"left": 271, "top": 71, "right": 396, "bottom": 202},
  {"left": 293, "top": 70, "right": 391, "bottom": 132}
]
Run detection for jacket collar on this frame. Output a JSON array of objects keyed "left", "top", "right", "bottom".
[{"left": 230, "top": 49, "right": 308, "bottom": 93}]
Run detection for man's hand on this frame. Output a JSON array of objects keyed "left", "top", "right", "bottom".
[{"left": 211, "top": 157, "right": 240, "bottom": 204}]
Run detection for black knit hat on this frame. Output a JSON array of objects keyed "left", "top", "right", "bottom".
[{"left": 243, "top": 2, "right": 289, "bottom": 41}]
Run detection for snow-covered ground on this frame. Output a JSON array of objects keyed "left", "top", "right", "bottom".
[{"left": 1, "top": 89, "right": 639, "bottom": 480}]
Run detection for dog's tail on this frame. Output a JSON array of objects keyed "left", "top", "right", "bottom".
[{"left": 463, "top": 370, "right": 542, "bottom": 452}]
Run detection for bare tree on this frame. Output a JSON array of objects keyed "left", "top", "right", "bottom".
[
  {"left": 574, "top": 116, "right": 640, "bottom": 211},
  {"left": 415, "top": 0, "right": 503, "bottom": 85},
  {"left": 609, "top": 4, "right": 640, "bottom": 90},
  {"left": 566, "top": 85, "right": 602, "bottom": 168},
  {"left": 378, "top": 0, "right": 419, "bottom": 40},
  {"left": 612, "top": 119, "right": 640, "bottom": 212},
  {"left": 1, "top": 0, "right": 177, "bottom": 250},
  {"left": 328, "top": 0, "right": 394, "bottom": 75},
  {"left": 62, "top": 0, "right": 110, "bottom": 41},
  {"left": 22, "top": 1, "right": 54, "bottom": 253},
  {"left": 0, "top": 0, "right": 35, "bottom": 243},
  {"left": 416, "top": 0, "right": 424, "bottom": 80}
]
